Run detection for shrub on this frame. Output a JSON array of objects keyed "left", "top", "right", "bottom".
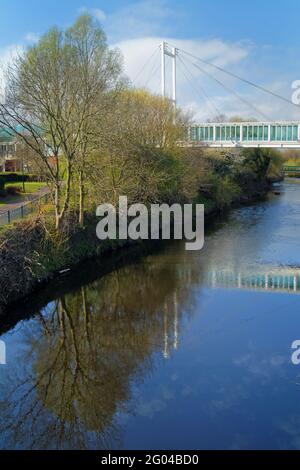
[
  {"left": 0, "top": 173, "right": 37, "bottom": 184},
  {"left": 6, "top": 185, "right": 22, "bottom": 196},
  {"left": 241, "top": 148, "right": 273, "bottom": 179},
  {"left": 267, "top": 150, "right": 284, "bottom": 179},
  {"left": 209, "top": 174, "right": 241, "bottom": 210}
]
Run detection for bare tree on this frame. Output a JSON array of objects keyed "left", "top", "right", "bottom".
[
  {"left": 65, "top": 15, "right": 123, "bottom": 226},
  {"left": 0, "top": 15, "right": 123, "bottom": 230}
]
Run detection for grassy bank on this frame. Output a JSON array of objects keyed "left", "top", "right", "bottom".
[{"left": 0, "top": 152, "right": 273, "bottom": 314}]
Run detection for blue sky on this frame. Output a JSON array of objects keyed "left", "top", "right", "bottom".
[{"left": 1, "top": 0, "right": 300, "bottom": 120}]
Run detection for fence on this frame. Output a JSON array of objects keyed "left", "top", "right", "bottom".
[{"left": 0, "top": 192, "right": 51, "bottom": 227}]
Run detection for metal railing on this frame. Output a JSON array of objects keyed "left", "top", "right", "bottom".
[{"left": 0, "top": 192, "right": 50, "bottom": 227}]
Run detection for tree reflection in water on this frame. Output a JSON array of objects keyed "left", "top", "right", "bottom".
[{"left": 0, "top": 247, "right": 199, "bottom": 449}]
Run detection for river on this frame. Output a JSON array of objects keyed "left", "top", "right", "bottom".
[{"left": 0, "top": 179, "right": 300, "bottom": 450}]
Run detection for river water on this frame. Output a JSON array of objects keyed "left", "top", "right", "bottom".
[{"left": 0, "top": 179, "right": 300, "bottom": 450}]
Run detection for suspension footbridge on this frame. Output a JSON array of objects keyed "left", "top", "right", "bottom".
[{"left": 134, "top": 42, "right": 300, "bottom": 149}]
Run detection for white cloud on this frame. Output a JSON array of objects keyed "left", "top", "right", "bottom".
[
  {"left": 78, "top": 7, "right": 106, "bottom": 23},
  {"left": 0, "top": 44, "right": 23, "bottom": 67},
  {"left": 115, "top": 37, "right": 249, "bottom": 79},
  {"left": 91, "top": 8, "right": 106, "bottom": 23},
  {"left": 0, "top": 44, "right": 24, "bottom": 102},
  {"left": 24, "top": 33, "right": 40, "bottom": 43},
  {"left": 106, "top": 0, "right": 177, "bottom": 42},
  {"left": 114, "top": 36, "right": 253, "bottom": 119}
]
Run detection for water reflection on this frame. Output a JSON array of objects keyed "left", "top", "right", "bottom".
[
  {"left": 0, "top": 254, "right": 198, "bottom": 449},
  {"left": 0, "top": 180, "right": 300, "bottom": 449}
]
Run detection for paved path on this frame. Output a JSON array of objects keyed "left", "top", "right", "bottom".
[{"left": 0, "top": 186, "right": 50, "bottom": 215}]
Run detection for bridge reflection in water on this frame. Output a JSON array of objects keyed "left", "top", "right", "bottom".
[{"left": 205, "top": 268, "right": 300, "bottom": 294}]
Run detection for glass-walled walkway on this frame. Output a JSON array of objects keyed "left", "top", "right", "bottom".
[{"left": 188, "top": 122, "right": 300, "bottom": 148}]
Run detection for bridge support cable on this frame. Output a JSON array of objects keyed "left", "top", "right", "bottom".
[
  {"left": 176, "top": 46, "right": 300, "bottom": 111},
  {"left": 180, "top": 54, "right": 274, "bottom": 122},
  {"left": 131, "top": 45, "right": 160, "bottom": 87},
  {"left": 143, "top": 62, "right": 162, "bottom": 89},
  {"left": 177, "top": 56, "right": 223, "bottom": 121}
]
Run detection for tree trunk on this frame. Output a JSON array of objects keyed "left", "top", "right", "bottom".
[
  {"left": 54, "top": 184, "right": 61, "bottom": 230},
  {"left": 79, "top": 169, "right": 85, "bottom": 227},
  {"left": 57, "top": 160, "right": 72, "bottom": 231}
]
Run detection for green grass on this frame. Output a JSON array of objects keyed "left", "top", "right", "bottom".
[
  {"left": 284, "top": 158, "right": 300, "bottom": 166},
  {"left": 5, "top": 182, "right": 47, "bottom": 194}
]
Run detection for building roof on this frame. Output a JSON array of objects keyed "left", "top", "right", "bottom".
[{"left": 0, "top": 127, "right": 15, "bottom": 142}]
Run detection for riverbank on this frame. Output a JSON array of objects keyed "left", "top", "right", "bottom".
[{"left": 0, "top": 171, "right": 272, "bottom": 317}]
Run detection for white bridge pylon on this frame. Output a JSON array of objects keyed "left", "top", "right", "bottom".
[{"left": 161, "top": 41, "right": 178, "bottom": 107}]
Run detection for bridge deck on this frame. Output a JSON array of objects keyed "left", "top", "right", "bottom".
[{"left": 186, "top": 121, "right": 300, "bottom": 149}]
